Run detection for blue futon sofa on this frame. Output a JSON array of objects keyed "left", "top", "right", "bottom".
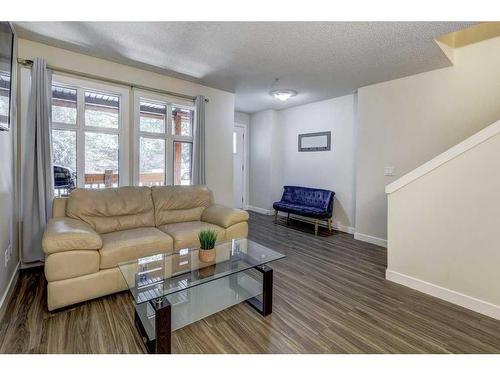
[{"left": 273, "top": 186, "right": 335, "bottom": 236}]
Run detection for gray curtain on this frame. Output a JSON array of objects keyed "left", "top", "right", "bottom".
[
  {"left": 22, "top": 58, "right": 54, "bottom": 263},
  {"left": 192, "top": 95, "right": 206, "bottom": 185}
]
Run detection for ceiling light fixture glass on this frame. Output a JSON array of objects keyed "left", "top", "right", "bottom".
[{"left": 270, "top": 89, "right": 297, "bottom": 101}]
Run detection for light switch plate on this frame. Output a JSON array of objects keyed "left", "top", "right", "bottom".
[{"left": 384, "top": 166, "right": 395, "bottom": 176}]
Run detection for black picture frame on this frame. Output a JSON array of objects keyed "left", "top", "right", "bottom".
[
  {"left": 0, "top": 22, "right": 14, "bottom": 132},
  {"left": 298, "top": 131, "right": 331, "bottom": 152}
]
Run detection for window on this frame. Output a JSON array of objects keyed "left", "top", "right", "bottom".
[
  {"left": 0, "top": 72, "right": 11, "bottom": 128},
  {"left": 52, "top": 86, "right": 77, "bottom": 125},
  {"left": 138, "top": 100, "right": 167, "bottom": 186},
  {"left": 171, "top": 106, "right": 193, "bottom": 137},
  {"left": 140, "top": 136, "right": 165, "bottom": 186},
  {"left": 140, "top": 101, "right": 165, "bottom": 133},
  {"left": 52, "top": 86, "right": 78, "bottom": 196},
  {"left": 85, "top": 91, "right": 119, "bottom": 129},
  {"left": 83, "top": 91, "right": 120, "bottom": 187},
  {"left": 51, "top": 76, "right": 129, "bottom": 196},
  {"left": 173, "top": 141, "right": 192, "bottom": 185},
  {"left": 135, "top": 92, "right": 194, "bottom": 186}
]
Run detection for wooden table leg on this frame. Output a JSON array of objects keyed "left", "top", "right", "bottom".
[
  {"left": 152, "top": 297, "right": 172, "bottom": 354},
  {"left": 246, "top": 265, "right": 273, "bottom": 316}
]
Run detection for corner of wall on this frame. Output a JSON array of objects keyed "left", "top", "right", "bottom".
[
  {"left": 0, "top": 30, "right": 19, "bottom": 317},
  {"left": 435, "top": 40, "right": 456, "bottom": 65}
]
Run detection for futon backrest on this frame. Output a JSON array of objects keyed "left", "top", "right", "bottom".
[
  {"left": 66, "top": 186, "right": 155, "bottom": 234},
  {"left": 281, "top": 185, "right": 334, "bottom": 211},
  {"left": 151, "top": 185, "right": 213, "bottom": 226}
]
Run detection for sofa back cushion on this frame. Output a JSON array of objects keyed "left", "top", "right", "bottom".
[
  {"left": 152, "top": 185, "right": 213, "bottom": 226},
  {"left": 66, "top": 187, "right": 155, "bottom": 234}
]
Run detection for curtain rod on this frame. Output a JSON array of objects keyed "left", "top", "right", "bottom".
[{"left": 17, "top": 58, "right": 209, "bottom": 103}]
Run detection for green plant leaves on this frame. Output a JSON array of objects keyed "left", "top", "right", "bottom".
[{"left": 199, "top": 229, "right": 218, "bottom": 249}]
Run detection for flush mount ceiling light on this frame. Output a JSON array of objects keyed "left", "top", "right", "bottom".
[{"left": 270, "top": 89, "right": 297, "bottom": 101}]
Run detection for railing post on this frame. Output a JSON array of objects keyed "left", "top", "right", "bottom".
[{"left": 104, "top": 170, "right": 113, "bottom": 188}]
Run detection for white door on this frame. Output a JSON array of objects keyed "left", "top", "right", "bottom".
[{"left": 233, "top": 126, "right": 245, "bottom": 208}]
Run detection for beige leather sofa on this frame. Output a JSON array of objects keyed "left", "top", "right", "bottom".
[{"left": 42, "top": 185, "right": 249, "bottom": 311}]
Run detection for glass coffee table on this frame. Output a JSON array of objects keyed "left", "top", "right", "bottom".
[{"left": 118, "top": 238, "right": 285, "bottom": 354}]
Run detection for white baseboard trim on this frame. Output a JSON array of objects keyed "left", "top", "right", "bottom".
[
  {"left": 276, "top": 211, "right": 354, "bottom": 234},
  {"left": 246, "top": 205, "right": 272, "bottom": 215},
  {"left": 354, "top": 232, "right": 387, "bottom": 248},
  {"left": 0, "top": 262, "right": 20, "bottom": 323},
  {"left": 386, "top": 269, "right": 500, "bottom": 321},
  {"left": 332, "top": 223, "right": 355, "bottom": 235}
]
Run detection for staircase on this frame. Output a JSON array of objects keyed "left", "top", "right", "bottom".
[{"left": 385, "top": 119, "right": 500, "bottom": 320}]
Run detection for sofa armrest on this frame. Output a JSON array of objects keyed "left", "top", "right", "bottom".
[
  {"left": 42, "top": 218, "right": 102, "bottom": 255},
  {"left": 201, "top": 205, "right": 249, "bottom": 229},
  {"left": 52, "top": 197, "right": 68, "bottom": 218}
]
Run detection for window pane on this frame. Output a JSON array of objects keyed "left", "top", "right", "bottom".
[
  {"left": 0, "top": 72, "right": 10, "bottom": 127},
  {"left": 172, "top": 107, "right": 193, "bottom": 137},
  {"left": 140, "top": 100, "right": 166, "bottom": 133},
  {"left": 140, "top": 137, "right": 165, "bottom": 186},
  {"left": 85, "top": 91, "right": 119, "bottom": 129},
  {"left": 174, "top": 142, "right": 192, "bottom": 185},
  {"left": 52, "top": 129, "right": 76, "bottom": 197},
  {"left": 85, "top": 132, "right": 119, "bottom": 188},
  {"left": 0, "top": 94, "right": 8, "bottom": 127},
  {"left": 52, "top": 85, "right": 77, "bottom": 125}
]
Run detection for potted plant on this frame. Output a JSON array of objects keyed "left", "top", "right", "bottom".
[
  {"left": 198, "top": 229, "right": 218, "bottom": 263},
  {"left": 198, "top": 264, "right": 216, "bottom": 278}
]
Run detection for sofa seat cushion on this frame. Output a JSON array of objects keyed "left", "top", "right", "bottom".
[
  {"left": 273, "top": 201, "right": 330, "bottom": 219},
  {"left": 43, "top": 218, "right": 102, "bottom": 255},
  {"left": 99, "top": 227, "right": 173, "bottom": 269},
  {"left": 158, "top": 221, "right": 225, "bottom": 250}
]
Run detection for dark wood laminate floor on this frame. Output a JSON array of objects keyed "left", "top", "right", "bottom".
[{"left": 2, "top": 212, "right": 500, "bottom": 353}]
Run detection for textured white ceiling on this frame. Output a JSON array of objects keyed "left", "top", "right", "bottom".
[{"left": 14, "top": 22, "right": 474, "bottom": 113}]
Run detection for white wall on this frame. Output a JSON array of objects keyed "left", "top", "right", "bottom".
[
  {"left": 386, "top": 122, "right": 500, "bottom": 318},
  {"left": 277, "top": 95, "right": 357, "bottom": 231},
  {"left": 248, "top": 37, "right": 500, "bottom": 243},
  {"left": 234, "top": 111, "right": 250, "bottom": 208},
  {"left": 356, "top": 36, "right": 500, "bottom": 244},
  {"left": 248, "top": 110, "right": 281, "bottom": 211},
  {"left": 248, "top": 95, "right": 357, "bottom": 232},
  {"left": 0, "top": 36, "right": 19, "bottom": 318},
  {"left": 234, "top": 111, "right": 250, "bottom": 126},
  {"left": 17, "top": 39, "right": 235, "bottom": 206}
]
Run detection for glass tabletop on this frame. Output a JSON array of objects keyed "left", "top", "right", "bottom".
[{"left": 118, "top": 238, "right": 285, "bottom": 305}]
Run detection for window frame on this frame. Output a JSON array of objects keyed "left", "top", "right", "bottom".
[
  {"left": 133, "top": 89, "right": 194, "bottom": 186},
  {"left": 51, "top": 74, "right": 130, "bottom": 188}
]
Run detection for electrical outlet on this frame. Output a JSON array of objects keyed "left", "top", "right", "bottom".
[{"left": 3, "top": 243, "right": 11, "bottom": 267}]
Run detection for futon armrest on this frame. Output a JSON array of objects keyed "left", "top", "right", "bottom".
[
  {"left": 201, "top": 205, "right": 249, "bottom": 229},
  {"left": 42, "top": 218, "right": 102, "bottom": 255}
]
